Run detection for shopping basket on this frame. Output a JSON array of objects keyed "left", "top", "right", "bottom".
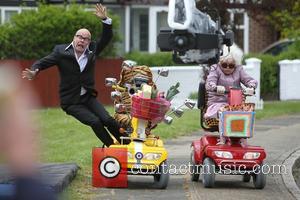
[{"left": 131, "top": 95, "right": 171, "bottom": 122}]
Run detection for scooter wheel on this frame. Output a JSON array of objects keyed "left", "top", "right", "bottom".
[
  {"left": 242, "top": 173, "right": 251, "bottom": 182},
  {"left": 253, "top": 163, "right": 266, "bottom": 189},
  {"left": 202, "top": 157, "right": 215, "bottom": 188},
  {"left": 190, "top": 146, "right": 200, "bottom": 182},
  {"left": 153, "top": 161, "right": 169, "bottom": 189}
]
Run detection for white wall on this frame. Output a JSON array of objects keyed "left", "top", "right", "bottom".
[
  {"left": 279, "top": 60, "right": 300, "bottom": 100},
  {"left": 244, "top": 58, "right": 262, "bottom": 108},
  {"left": 151, "top": 66, "right": 201, "bottom": 108}
]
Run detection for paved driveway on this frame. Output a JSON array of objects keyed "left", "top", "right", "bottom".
[{"left": 94, "top": 115, "right": 300, "bottom": 200}]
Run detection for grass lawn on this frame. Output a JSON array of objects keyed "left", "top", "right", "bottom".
[{"left": 37, "top": 100, "right": 300, "bottom": 199}]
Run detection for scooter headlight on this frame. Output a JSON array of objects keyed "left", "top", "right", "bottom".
[
  {"left": 243, "top": 152, "right": 260, "bottom": 159},
  {"left": 214, "top": 151, "right": 233, "bottom": 159},
  {"left": 144, "top": 153, "right": 162, "bottom": 160}
]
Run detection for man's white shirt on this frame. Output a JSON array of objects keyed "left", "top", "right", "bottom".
[{"left": 65, "top": 17, "right": 112, "bottom": 96}]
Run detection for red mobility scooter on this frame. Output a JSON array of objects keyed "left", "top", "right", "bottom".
[{"left": 190, "top": 78, "right": 266, "bottom": 189}]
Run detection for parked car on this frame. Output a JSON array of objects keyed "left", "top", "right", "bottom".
[{"left": 261, "top": 39, "right": 294, "bottom": 56}]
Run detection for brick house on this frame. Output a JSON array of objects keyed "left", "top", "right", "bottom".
[
  {"left": 248, "top": 15, "right": 278, "bottom": 53},
  {"left": 0, "top": 0, "right": 278, "bottom": 55}
]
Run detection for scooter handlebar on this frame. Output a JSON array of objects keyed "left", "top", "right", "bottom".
[
  {"left": 213, "top": 87, "right": 255, "bottom": 96},
  {"left": 112, "top": 85, "right": 127, "bottom": 92}
]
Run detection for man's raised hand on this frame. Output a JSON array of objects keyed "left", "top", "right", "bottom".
[{"left": 95, "top": 4, "right": 107, "bottom": 20}]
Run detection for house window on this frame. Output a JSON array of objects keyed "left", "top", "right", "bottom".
[
  {"left": 130, "top": 8, "right": 149, "bottom": 52},
  {"left": 107, "top": 7, "right": 126, "bottom": 54},
  {"left": 4, "top": 10, "right": 18, "bottom": 23},
  {"left": 235, "top": 29, "right": 244, "bottom": 50},
  {"left": 22, "top": 0, "right": 36, "bottom": 2},
  {"left": 157, "top": 11, "right": 168, "bottom": 51},
  {"left": 157, "top": 11, "right": 168, "bottom": 34},
  {"left": 139, "top": 14, "right": 148, "bottom": 51},
  {"left": 228, "top": 10, "right": 245, "bottom": 51},
  {"left": 233, "top": 12, "right": 244, "bottom": 50}
]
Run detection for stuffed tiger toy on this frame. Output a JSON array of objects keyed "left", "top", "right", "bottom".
[{"left": 113, "top": 61, "right": 156, "bottom": 134}]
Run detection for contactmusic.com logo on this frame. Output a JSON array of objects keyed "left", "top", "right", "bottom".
[{"left": 99, "top": 156, "right": 121, "bottom": 178}]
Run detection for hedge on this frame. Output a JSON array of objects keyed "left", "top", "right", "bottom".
[
  {"left": 0, "top": 4, "right": 121, "bottom": 59},
  {"left": 244, "top": 40, "right": 300, "bottom": 99},
  {"left": 124, "top": 51, "right": 175, "bottom": 67}
]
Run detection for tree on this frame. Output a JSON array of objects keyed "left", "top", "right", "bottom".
[
  {"left": 0, "top": 4, "right": 121, "bottom": 59},
  {"left": 196, "top": 0, "right": 299, "bottom": 37},
  {"left": 268, "top": 1, "right": 300, "bottom": 38}
]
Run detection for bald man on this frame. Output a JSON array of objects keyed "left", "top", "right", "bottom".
[{"left": 22, "top": 4, "right": 124, "bottom": 147}]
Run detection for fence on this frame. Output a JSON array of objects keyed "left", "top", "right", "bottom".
[
  {"left": 0, "top": 59, "right": 123, "bottom": 107},
  {"left": 279, "top": 59, "right": 300, "bottom": 101}
]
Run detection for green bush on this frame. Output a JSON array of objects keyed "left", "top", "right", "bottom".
[
  {"left": 188, "top": 91, "right": 198, "bottom": 100},
  {"left": 244, "top": 40, "right": 300, "bottom": 99},
  {"left": 268, "top": 1, "right": 300, "bottom": 39},
  {"left": 0, "top": 4, "right": 121, "bottom": 59},
  {"left": 124, "top": 51, "right": 175, "bottom": 67},
  {"left": 279, "top": 40, "right": 300, "bottom": 59}
]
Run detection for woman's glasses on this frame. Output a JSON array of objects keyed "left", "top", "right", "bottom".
[{"left": 221, "top": 63, "right": 235, "bottom": 69}]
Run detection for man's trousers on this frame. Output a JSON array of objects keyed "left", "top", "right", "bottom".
[{"left": 62, "top": 94, "right": 121, "bottom": 146}]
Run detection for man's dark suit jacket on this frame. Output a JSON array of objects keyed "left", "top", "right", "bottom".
[{"left": 31, "top": 23, "right": 113, "bottom": 106}]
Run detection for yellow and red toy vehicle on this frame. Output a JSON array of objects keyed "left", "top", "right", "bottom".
[{"left": 93, "top": 61, "right": 195, "bottom": 189}]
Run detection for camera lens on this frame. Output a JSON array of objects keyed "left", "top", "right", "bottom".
[{"left": 174, "top": 35, "right": 188, "bottom": 47}]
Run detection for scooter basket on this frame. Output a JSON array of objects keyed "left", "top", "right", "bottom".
[
  {"left": 131, "top": 95, "right": 171, "bottom": 122},
  {"left": 219, "top": 111, "right": 255, "bottom": 138}
]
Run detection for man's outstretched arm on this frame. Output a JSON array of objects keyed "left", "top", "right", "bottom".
[
  {"left": 22, "top": 46, "right": 59, "bottom": 80},
  {"left": 94, "top": 4, "right": 113, "bottom": 56}
]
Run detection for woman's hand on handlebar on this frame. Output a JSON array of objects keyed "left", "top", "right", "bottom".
[
  {"left": 216, "top": 85, "right": 226, "bottom": 94},
  {"left": 213, "top": 86, "right": 255, "bottom": 96},
  {"left": 243, "top": 87, "right": 255, "bottom": 96}
]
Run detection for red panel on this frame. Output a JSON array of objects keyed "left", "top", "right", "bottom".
[
  {"left": 0, "top": 59, "right": 123, "bottom": 107},
  {"left": 95, "top": 59, "right": 123, "bottom": 105},
  {"left": 191, "top": 140, "right": 202, "bottom": 164},
  {"left": 92, "top": 147, "right": 128, "bottom": 188}
]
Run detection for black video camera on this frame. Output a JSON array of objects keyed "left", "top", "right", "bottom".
[{"left": 157, "top": 4, "right": 233, "bottom": 64}]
